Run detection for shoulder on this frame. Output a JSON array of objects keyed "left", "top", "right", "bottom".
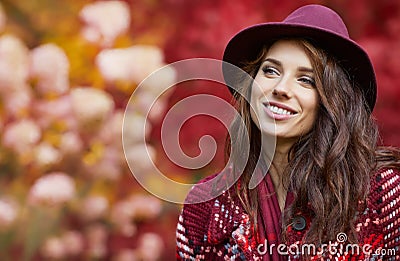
[
  {"left": 177, "top": 169, "right": 244, "bottom": 239},
  {"left": 182, "top": 172, "right": 222, "bottom": 205},
  {"left": 180, "top": 164, "right": 247, "bottom": 209},
  {"left": 369, "top": 167, "right": 400, "bottom": 208},
  {"left": 176, "top": 175, "right": 215, "bottom": 256},
  {"left": 176, "top": 171, "right": 246, "bottom": 259},
  {"left": 368, "top": 167, "right": 400, "bottom": 250}
]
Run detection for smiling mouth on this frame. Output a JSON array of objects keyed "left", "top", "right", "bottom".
[{"left": 265, "top": 104, "right": 297, "bottom": 116}]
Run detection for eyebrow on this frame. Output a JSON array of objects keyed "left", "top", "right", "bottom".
[{"left": 263, "top": 58, "right": 314, "bottom": 73}]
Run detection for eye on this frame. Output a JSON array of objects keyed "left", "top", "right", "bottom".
[
  {"left": 298, "top": 76, "right": 316, "bottom": 87},
  {"left": 261, "top": 66, "right": 280, "bottom": 76}
]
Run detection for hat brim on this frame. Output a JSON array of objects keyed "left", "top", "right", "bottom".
[{"left": 222, "top": 22, "right": 377, "bottom": 111}]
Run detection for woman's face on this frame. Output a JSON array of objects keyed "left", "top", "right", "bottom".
[{"left": 250, "top": 40, "right": 319, "bottom": 144}]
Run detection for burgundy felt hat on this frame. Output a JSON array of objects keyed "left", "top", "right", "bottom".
[{"left": 223, "top": 4, "right": 377, "bottom": 112}]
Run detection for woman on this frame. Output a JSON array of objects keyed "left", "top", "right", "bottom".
[{"left": 176, "top": 4, "right": 400, "bottom": 260}]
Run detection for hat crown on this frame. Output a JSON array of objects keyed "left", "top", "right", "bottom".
[{"left": 283, "top": 5, "right": 349, "bottom": 38}]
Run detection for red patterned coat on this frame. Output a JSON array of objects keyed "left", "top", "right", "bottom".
[{"left": 176, "top": 168, "right": 400, "bottom": 260}]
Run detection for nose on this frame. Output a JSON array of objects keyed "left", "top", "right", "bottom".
[{"left": 272, "top": 78, "right": 292, "bottom": 99}]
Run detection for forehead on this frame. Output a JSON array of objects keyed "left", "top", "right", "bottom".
[{"left": 264, "top": 40, "right": 313, "bottom": 68}]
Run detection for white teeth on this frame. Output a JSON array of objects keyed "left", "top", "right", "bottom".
[{"left": 267, "top": 105, "right": 294, "bottom": 115}]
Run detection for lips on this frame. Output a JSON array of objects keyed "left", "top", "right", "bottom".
[
  {"left": 262, "top": 101, "right": 298, "bottom": 120},
  {"left": 267, "top": 105, "right": 295, "bottom": 115}
]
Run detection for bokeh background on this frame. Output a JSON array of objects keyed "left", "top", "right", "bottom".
[{"left": 0, "top": 0, "right": 399, "bottom": 260}]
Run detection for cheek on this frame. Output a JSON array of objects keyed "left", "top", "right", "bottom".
[
  {"left": 301, "top": 90, "right": 319, "bottom": 111},
  {"left": 249, "top": 100, "right": 260, "bottom": 128},
  {"left": 249, "top": 83, "right": 259, "bottom": 125},
  {"left": 299, "top": 92, "right": 319, "bottom": 125},
  {"left": 304, "top": 99, "right": 319, "bottom": 126}
]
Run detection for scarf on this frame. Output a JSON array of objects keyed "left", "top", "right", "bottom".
[{"left": 257, "top": 173, "right": 294, "bottom": 261}]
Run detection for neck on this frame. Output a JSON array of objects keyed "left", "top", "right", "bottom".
[
  {"left": 268, "top": 146, "right": 289, "bottom": 182},
  {"left": 262, "top": 137, "right": 295, "bottom": 176},
  {"left": 262, "top": 137, "right": 295, "bottom": 211}
]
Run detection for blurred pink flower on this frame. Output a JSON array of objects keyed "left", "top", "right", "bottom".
[
  {"left": 122, "top": 113, "right": 151, "bottom": 145},
  {"left": 70, "top": 87, "right": 114, "bottom": 131},
  {"left": 110, "top": 200, "right": 134, "bottom": 225},
  {"left": 2, "top": 119, "right": 41, "bottom": 154},
  {"left": 97, "top": 110, "right": 124, "bottom": 146},
  {"left": 139, "top": 64, "right": 176, "bottom": 97},
  {"left": 40, "top": 236, "right": 66, "bottom": 259},
  {"left": 34, "top": 95, "right": 77, "bottom": 131},
  {"left": 110, "top": 194, "right": 161, "bottom": 236},
  {"left": 2, "top": 85, "right": 32, "bottom": 119},
  {"left": 34, "top": 142, "right": 62, "bottom": 167},
  {"left": 148, "top": 99, "right": 167, "bottom": 122},
  {"left": 110, "top": 199, "right": 140, "bottom": 236},
  {"left": 141, "top": 93, "right": 167, "bottom": 122},
  {"left": 130, "top": 91, "right": 155, "bottom": 117},
  {"left": 84, "top": 145, "right": 122, "bottom": 180},
  {"left": 96, "top": 110, "right": 126, "bottom": 161},
  {"left": 0, "top": 34, "right": 29, "bottom": 94},
  {"left": 80, "top": 195, "right": 109, "bottom": 221},
  {"left": 0, "top": 198, "right": 18, "bottom": 229},
  {"left": 29, "top": 43, "right": 70, "bottom": 96},
  {"left": 59, "top": 131, "right": 83, "bottom": 154},
  {"left": 29, "top": 172, "right": 76, "bottom": 206},
  {"left": 130, "top": 91, "right": 168, "bottom": 122},
  {"left": 86, "top": 223, "right": 108, "bottom": 258},
  {"left": 113, "top": 249, "right": 139, "bottom": 261},
  {"left": 128, "top": 194, "right": 162, "bottom": 221},
  {"left": 0, "top": 4, "right": 6, "bottom": 32},
  {"left": 137, "top": 233, "right": 164, "bottom": 261},
  {"left": 119, "top": 222, "right": 137, "bottom": 237},
  {"left": 62, "top": 230, "right": 84, "bottom": 256},
  {"left": 80, "top": 1, "right": 130, "bottom": 47},
  {"left": 124, "top": 144, "right": 156, "bottom": 175},
  {"left": 95, "top": 45, "right": 164, "bottom": 84}
]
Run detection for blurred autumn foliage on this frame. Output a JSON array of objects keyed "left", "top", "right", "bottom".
[{"left": 0, "top": 0, "right": 399, "bottom": 260}]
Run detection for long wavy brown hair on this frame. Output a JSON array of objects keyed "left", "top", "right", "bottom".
[{"left": 225, "top": 38, "right": 400, "bottom": 248}]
